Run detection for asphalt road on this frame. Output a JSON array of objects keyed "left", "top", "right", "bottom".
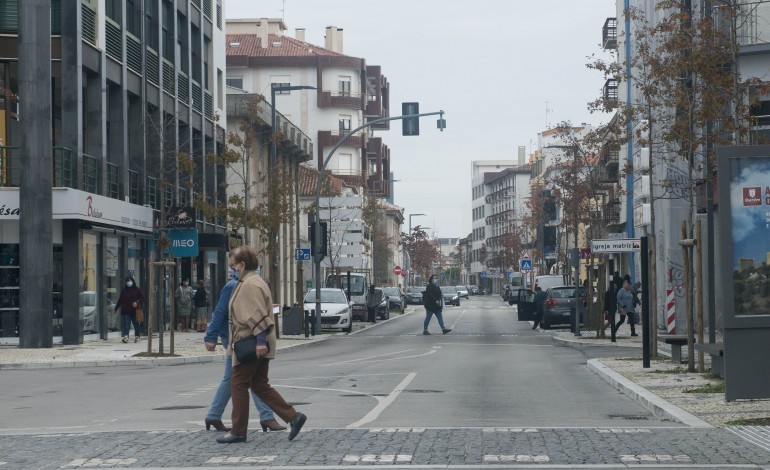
[{"left": 1, "top": 295, "right": 769, "bottom": 468}]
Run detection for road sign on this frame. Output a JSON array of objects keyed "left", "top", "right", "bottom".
[
  {"left": 591, "top": 238, "right": 641, "bottom": 253},
  {"left": 393, "top": 265, "right": 402, "bottom": 276},
  {"left": 481, "top": 271, "right": 487, "bottom": 278},
  {"left": 400, "top": 271, "right": 407, "bottom": 278},
  {"left": 294, "top": 248, "right": 311, "bottom": 261},
  {"left": 520, "top": 259, "right": 532, "bottom": 272},
  {"left": 440, "top": 271, "right": 445, "bottom": 277}
]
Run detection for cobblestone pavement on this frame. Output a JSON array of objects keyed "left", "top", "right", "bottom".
[{"left": 0, "top": 427, "right": 769, "bottom": 468}]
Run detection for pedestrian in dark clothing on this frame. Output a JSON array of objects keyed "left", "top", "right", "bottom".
[
  {"left": 422, "top": 274, "right": 451, "bottom": 335},
  {"left": 614, "top": 279, "right": 637, "bottom": 336},
  {"left": 193, "top": 280, "right": 208, "bottom": 332},
  {"left": 532, "top": 287, "right": 546, "bottom": 329},
  {"left": 115, "top": 276, "right": 145, "bottom": 343}
]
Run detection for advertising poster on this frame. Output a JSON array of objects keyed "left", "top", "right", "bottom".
[{"left": 729, "top": 157, "right": 770, "bottom": 316}]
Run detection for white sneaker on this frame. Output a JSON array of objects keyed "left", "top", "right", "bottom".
[
  {"left": 121, "top": 336, "right": 128, "bottom": 343},
  {"left": 134, "top": 337, "right": 140, "bottom": 343}
]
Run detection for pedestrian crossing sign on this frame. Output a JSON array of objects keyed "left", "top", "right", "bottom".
[{"left": 520, "top": 259, "right": 532, "bottom": 272}]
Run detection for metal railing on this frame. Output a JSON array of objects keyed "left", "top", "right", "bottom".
[
  {"left": 81, "top": 3, "right": 96, "bottom": 46},
  {"left": 203, "top": 0, "right": 213, "bottom": 19},
  {"left": 106, "top": 162, "right": 121, "bottom": 199},
  {"left": 105, "top": 18, "right": 122, "bottom": 62},
  {"left": 146, "top": 176, "right": 158, "bottom": 209},
  {"left": 162, "top": 59, "right": 174, "bottom": 95},
  {"left": 147, "top": 48, "right": 160, "bottom": 85},
  {"left": 126, "top": 33, "right": 142, "bottom": 74},
  {"left": 204, "top": 90, "right": 213, "bottom": 119},
  {"left": 603, "top": 17, "right": 617, "bottom": 50},
  {"left": 178, "top": 71, "right": 190, "bottom": 104},
  {"left": 192, "top": 80, "right": 202, "bottom": 112},
  {"left": 82, "top": 154, "right": 100, "bottom": 194},
  {"left": 0, "top": 146, "right": 20, "bottom": 187},
  {"left": 53, "top": 147, "right": 74, "bottom": 188},
  {"left": 128, "top": 170, "right": 140, "bottom": 204}
]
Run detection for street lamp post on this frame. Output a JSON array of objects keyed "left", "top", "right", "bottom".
[
  {"left": 314, "top": 110, "right": 445, "bottom": 334},
  {"left": 407, "top": 213, "right": 426, "bottom": 287},
  {"left": 269, "top": 83, "right": 317, "bottom": 306}
]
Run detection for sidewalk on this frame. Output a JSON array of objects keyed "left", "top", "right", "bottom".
[{"left": 546, "top": 321, "right": 770, "bottom": 428}]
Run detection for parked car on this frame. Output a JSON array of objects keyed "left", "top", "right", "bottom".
[
  {"left": 440, "top": 286, "right": 460, "bottom": 307},
  {"left": 303, "top": 288, "right": 353, "bottom": 333},
  {"left": 467, "top": 285, "right": 477, "bottom": 296},
  {"left": 534, "top": 275, "right": 567, "bottom": 292},
  {"left": 455, "top": 285, "right": 470, "bottom": 299},
  {"left": 382, "top": 287, "right": 405, "bottom": 312},
  {"left": 541, "top": 286, "right": 588, "bottom": 329},
  {"left": 405, "top": 287, "right": 424, "bottom": 305}
]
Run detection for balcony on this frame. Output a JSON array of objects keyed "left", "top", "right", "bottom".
[
  {"left": 595, "top": 165, "right": 618, "bottom": 184},
  {"left": 603, "top": 17, "right": 617, "bottom": 50},
  {"left": 604, "top": 78, "right": 618, "bottom": 108},
  {"left": 365, "top": 66, "right": 390, "bottom": 129},
  {"left": 318, "top": 130, "right": 364, "bottom": 151},
  {"left": 1, "top": 146, "right": 75, "bottom": 189},
  {"left": 604, "top": 200, "right": 621, "bottom": 225},
  {"left": 601, "top": 144, "right": 620, "bottom": 168},
  {"left": 317, "top": 90, "right": 364, "bottom": 110}
]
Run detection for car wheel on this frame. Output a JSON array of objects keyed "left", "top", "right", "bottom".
[
  {"left": 383, "top": 311, "right": 390, "bottom": 320},
  {"left": 345, "top": 322, "right": 352, "bottom": 333}
]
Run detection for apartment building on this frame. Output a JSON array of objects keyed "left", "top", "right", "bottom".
[{"left": 0, "top": 0, "right": 228, "bottom": 344}]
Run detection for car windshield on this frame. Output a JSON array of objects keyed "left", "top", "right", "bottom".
[
  {"left": 79, "top": 292, "right": 96, "bottom": 307},
  {"left": 382, "top": 287, "right": 400, "bottom": 296},
  {"left": 304, "top": 289, "right": 348, "bottom": 304},
  {"left": 440, "top": 286, "right": 457, "bottom": 294}
]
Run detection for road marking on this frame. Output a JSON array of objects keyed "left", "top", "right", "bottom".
[
  {"left": 63, "top": 458, "right": 138, "bottom": 468},
  {"left": 323, "top": 349, "right": 436, "bottom": 367},
  {"left": 596, "top": 428, "right": 653, "bottom": 433},
  {"left": 484, "top": 455, "right": 550, "bottom": 463},
  {"left": 347, "top": 373, "right": 417, "bottom": 429},
  {"left": 619, "top": 454, "right": 692, "bottom": 463},
  {"left": 726, "top": 426, "right": 770, "bottom": 453},
  {"left": 206, "top": 456, "right": 276, "bottom": 464},
  {"left": 274, "top": 383, "right": 372, "bottom": 397},
  {"left": 482, "top": 428, "right": 539, "bottom": 433},
  {"left": 0, "top": 425, "right": 87, "bottom": 433},
  {"left": 369, "top": 428, "right": 425, "bottom": 433},
  {"left": 342, "top": 455, "right": 412, "bottom": 463}
]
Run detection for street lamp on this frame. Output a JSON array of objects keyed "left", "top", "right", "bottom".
[
  {"left": 407, "top": 214, "right": 426, "bottom": 287},
  {"left": 269, "top": 83, "right": 317, "bottom": 305}
]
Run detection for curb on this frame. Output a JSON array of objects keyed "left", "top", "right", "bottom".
[
  {"left": 587, "top": 358, "right": 712, "bottom": 428},
  {"left": 0, "top": 308, "right": 417, "bottom": 370},
  {"left": 552, "top": 334, "right": 643, "bottom": 350}
]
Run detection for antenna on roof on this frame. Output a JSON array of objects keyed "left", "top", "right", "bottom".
[
  {"left": 545, "top": 101, "right": 553, "bottom": 129},
  {"left": 281, "top": 0, "right": 286, "bottom": 21}
]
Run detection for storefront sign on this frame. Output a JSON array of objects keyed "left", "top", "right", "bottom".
[
  {"left": 0, "top": 188, "right": 153, "bottom": 232},
  {"left": 165, "top": 229, "right": 199, "bottom": 258},
  {"left": 166, "top": 206, "right": 196, "bottom": 228}
]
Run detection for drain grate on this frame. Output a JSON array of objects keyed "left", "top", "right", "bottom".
[
  {"left": 152, "top": 405, "right": 207, "bottom": 411},
  {"left": 608, "top": 415, "right": 650, "bottom": 420}
]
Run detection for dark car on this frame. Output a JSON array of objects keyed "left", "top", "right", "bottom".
[
  {"left": 405, "top": 287, "right": 424, "bottom": 305},
  {"left": 541, "top": 286, "right": 587, "bottom": 329},
  {"left": 382, "top": 287, "right": 405, "bottom": 312},
  {"left": 440, "top": 286, "right": 460, "bottom": 307},
  {"left": 374, "top": 287, "right": 389, "bottom": 320}
]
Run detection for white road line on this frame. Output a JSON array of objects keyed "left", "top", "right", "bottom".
[
  {"left": 619, "top": 454, "right": 692, "bottom": 463},
  {"left": 484, "top": 455, "right": 550, "bottom": 463},
  {"left": 343, "top": 454, "right": 412, "bottom": 463},
  {"left": 323, "top": 349, "right": 416, "bottom": 366},
  {"left": 273, "top": 384, "right": 372, "bottom": 397},
  {"left": 206, "top": 456, "right": 276, "bottom": 464},
  {"left": 0, "top": 425, "right": 86, "bottom": 433},
  {"left": 726, "top": 426, "right": 770, "bottom": 453},
  {"left": 323, "top": 349, "right": 437, "bottom": 367},
  {"left": 271, "top": 372, "right": 411, "bottom": 381},
  {"left": 347, "top": 372, "right": 417, "bottom": 429},
  {"left": 62, "top": 458, "right": 138, "bottom": 468}
]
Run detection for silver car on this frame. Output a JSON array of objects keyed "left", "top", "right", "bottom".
[{"left": 455, "top": 285, "right": 470, "bottom": 299}]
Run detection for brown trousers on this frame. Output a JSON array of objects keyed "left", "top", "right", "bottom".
[{"left": 230, "top": 358, "right": 296, "bottom": 436}]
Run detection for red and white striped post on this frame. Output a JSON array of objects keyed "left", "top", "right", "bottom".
[{"left": 666, "top": 288, "right": 676, "bottom": 334}]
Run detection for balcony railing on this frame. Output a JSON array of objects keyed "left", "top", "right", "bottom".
[
  {"left": 128, "top": 170, "right": 140, "bottom": 204},
  {"left": 106, "top": 162, "right": 121, "bottom": 200},
  {"left": 105, "top": 18, "right": 122, "bottom": 62},
  {"left": 192, "top": 80, "right": 203, "bottom": 113},
  {"left": 604, "top": 200, "right": 621, "bottom": 225},
  {"left": 178, "top": 71, "right": 190, "bottom": 105},
  {"left": 603, "top": 17, "right": 617, "bottom": 49},
  {"left": 126, "top": 33, "right": 142, "bottom": 74},
  {"left": 81, "top": 3, "right": 96, "bottom": 46},
  {"left": 1, "top": 147, "right": 76, "bottom": 189},
  {"left": 162, "top": 59, "right": 174, "bottom": 95},
  {"left": 0, "top": 146, "right": 20, "bottom": 187},
  {"left": 204, "top": 90, "right": 213, "bottom": 119},
  {"left": 604, "top": 78, "right": 618, "bottom": 107},
  {"left": 53, "top": 147, "right": 74, "bottom": 188},
  {"left": 147, "top": 48, "right": 160, "bottom": 85},
  {"left": 82, "top": 154, "right": 100, "bottom": 194}
]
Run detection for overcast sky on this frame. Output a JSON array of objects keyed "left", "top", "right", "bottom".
[{"left": 226, "top": 0, "right": 615, "bottom": 238}]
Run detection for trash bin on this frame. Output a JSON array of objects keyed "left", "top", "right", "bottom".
[{"left": 282, "top": 304, "right": 303, "bottom": 336}]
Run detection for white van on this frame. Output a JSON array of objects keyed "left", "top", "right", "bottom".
[{"left": 534, "top": 275, "right": 567, "bottom": 292}]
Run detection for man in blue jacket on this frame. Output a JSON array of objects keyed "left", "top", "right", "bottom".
[{"left": 202, "top": 268, "right": 286, "bottom": 433}]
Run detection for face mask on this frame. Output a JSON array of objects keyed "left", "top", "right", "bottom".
[
  {"left": 126, "top": 281, "right": 134, "bottom": 287},
  {"left": 432, "top": 279, "right": 439, "bottom": 286},
  {"left": 229, "top": 268, "right": 239, "bottom": 280}
]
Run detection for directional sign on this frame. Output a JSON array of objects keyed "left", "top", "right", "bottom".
[
  {"left": 520, "top": 259, "right": 532, "bottom": 272},
  {"left": 591, "top": 238, "right": 641, "bottom": 253},
  {"left": 393, "top": 265, "right": 402, "bottom": 276},
  {"left": 294, "top": 248, "right": 311, "bottom": 261}
]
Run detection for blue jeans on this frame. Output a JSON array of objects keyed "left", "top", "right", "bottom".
[
  {"left": 424, "top": 308, "right": 446, "bottom": 331},
  {"left": 121, "top": 315, "right": 141, "bottom": 337},
  {"left": 206, "top": 345, "right": 275, "bottom": 421}
]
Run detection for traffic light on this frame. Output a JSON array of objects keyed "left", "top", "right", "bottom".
[
  {"left": 309, "top": 220, "right": 328, "bottom": 260},
  {"left": 402, "top": 102, "right": 419, "bottom": 136}
]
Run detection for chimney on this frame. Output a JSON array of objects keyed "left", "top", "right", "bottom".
[
  {"left": 295, "top": 28, "right": 305, "bottom": 42},
  {"left": 324, "top": 26, "right": 343, "bottom": 53},
  {"left": 257, "top": 18, "right": 269, "bottom": 49},
  {"left": 518, "top": 146, "right": 526, "bottom": 166}
]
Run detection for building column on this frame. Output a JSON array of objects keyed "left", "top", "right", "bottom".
[
  {"left": 62, "top": 220, "right": 82, "bottom": 345},
  {"left": 18, "top": 0, "right": 53, "bottom": 348}
]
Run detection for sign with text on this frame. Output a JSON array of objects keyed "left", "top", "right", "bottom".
[
  {"left": 166, "top": 206, "right": 196, "bottom": 228},
  {"left": 591, "top": 238, "right": 641, "bottom": 253},
  {"left": 294, "top": 248, "right": 311, "bottom": 261},
  {"left": 165, "top": 229, "right": 199, "bottom": 257}
]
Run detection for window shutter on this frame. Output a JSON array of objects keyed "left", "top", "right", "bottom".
[{"left": 0, "top": 0, "right": 19, "bottom": 33}]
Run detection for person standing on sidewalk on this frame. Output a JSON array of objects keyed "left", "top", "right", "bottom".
[
  {"left": 176, "top": 280, "right": 193, "bottom": 332},
  {"left": 614, "top": 279, "right": 637, "bottom": 336},
  {"left": 203, "top": 269, "right": 286, "bottom": 434},
  {"left": 532, "top": 286, "right": 546, "bottom": 329},
  {"left": 193, "top": 280, "right": 208, "bottom": 332},
  {"left": 115, "top": 276, "right": 144, "bottom": 343},
  {"left": 422, "top": 274, "right": 451, "bottom": 335},
  {"left": 216, "top": 245, "right": 307, "bottom": 444}
]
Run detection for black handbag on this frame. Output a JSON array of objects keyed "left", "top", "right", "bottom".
[{"left": 233, "top": 335, "right": 257, "bottom": 363}]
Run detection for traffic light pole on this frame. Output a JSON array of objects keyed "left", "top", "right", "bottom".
[{"left": 313, "top": 111, "right": 445, "bottom": 334}]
